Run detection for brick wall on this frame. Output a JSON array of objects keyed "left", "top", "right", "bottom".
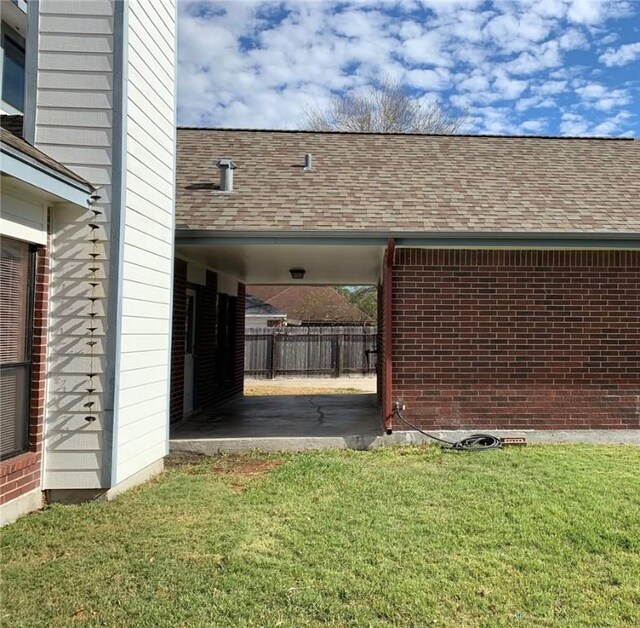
[
  {"left": 234, "top": 283, "right": 246, "bottom": 395},
  {"left": 208, "top": 283, "right": 245, "bottom": 407},
  {"left": 169, "top": 259, "right": 187, "bottom": 424},
  {"left": 195, "top": 270, "right": 217, "bottom": 408},
  {"left": 170, "top": 269, "right": 245, "bottom": 422},
  {"left": 376, "top": 282, "right": 384, "bottom": 405},
  {"left": 392, "top": 249, "right": 640, "bottom": 430},
  {"left": 0, "top": 246, "right": 48, "bottom": 506}
]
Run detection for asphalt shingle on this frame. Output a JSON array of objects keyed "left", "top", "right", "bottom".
[{"left": 176, "top": 128, "right": 639, "bottom": 234}]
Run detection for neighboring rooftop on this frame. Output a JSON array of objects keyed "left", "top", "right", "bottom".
[
  {"left": 1, "top": 115, "right": 93, "bottom": 190},
  {"left": 176, "top": 128, "right": 639, "bottom": 234},
  {"left": 245, "top": 294, "right": 286, "bottom": 318},
  {"left": 248, "top": 286, "right": 373, "bottom": 325}
]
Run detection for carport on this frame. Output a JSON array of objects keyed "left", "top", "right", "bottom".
[{"left": 170, "top": 229, "right": 393, "bottom": 449}]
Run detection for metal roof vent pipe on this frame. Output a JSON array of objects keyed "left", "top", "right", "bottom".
[
  {"left": 217, "top": 158, "right": 237, "bottom": 191},
  {"left": 304, "top": 153, "right": 312, "bottom": 171}
]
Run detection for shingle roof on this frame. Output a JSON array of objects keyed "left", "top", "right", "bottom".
[
  {"left": 248, "top": 285, "right": 373, "bottom": 324},
  {"left": 176, "top": 128, "right": 640, "bottom": 234},
  {"left": 1, "top": 115, "right": 93, "bottom": 190},
  {"left": 245, "top": 294, "right": 286, "bottom": 317}
]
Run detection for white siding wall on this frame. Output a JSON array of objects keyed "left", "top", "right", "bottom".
[
  {"left": 35, "top": 0, "right": 177, "bottom": 490},
  {"left": 114, "top": 0, "right": 176, "bottom": 484},
  {"left": 35, "top": 0, "right": 115, "bottom": 489},
  {"left": 0, "top": 185, "right": 48, "bottom": 244}
]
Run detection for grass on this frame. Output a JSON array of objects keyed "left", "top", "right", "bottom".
[{"left": 2, "top": 445, "right": 640, "bottom": 627}]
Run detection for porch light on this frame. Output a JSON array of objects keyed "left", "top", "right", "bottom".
[{"left": 289, "top": 268, "right": 305, "bottom": 279}]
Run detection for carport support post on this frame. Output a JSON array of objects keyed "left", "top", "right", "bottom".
[{"left": 383, "top": 239, "right": 395, "bottom": 432}]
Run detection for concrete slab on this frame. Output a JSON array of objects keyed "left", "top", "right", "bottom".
[
  {"left": 171, "top": 393, "right": 382, "bottom": 441},
  {"left": 170, "top": 394, "right": 639, "bottom": 454},
  {"left": 170, "top": 393, "right": 640, "bottom": 455}
]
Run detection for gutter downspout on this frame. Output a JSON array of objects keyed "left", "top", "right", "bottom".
[{"left": 383, "top": 238, "right": 395, "bottom": 433}]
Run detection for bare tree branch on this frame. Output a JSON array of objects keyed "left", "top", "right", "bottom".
[{"left": 303, "top": 78, "right": 467, "bottom": 134}]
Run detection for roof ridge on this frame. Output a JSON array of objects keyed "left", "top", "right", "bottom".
[{"left": 177, "top": 126, "right": 637, "bottom": 141}]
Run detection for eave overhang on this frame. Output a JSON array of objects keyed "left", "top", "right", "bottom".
[{"left": 1, "top": 141, "right": 95, "bottom": 208}]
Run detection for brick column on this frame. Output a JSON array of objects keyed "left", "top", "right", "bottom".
[{"left": 169, "top": 259, "right": 187, "bottom": 424}]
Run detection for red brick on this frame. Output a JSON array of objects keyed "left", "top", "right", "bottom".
[{"left": 390, "top": 249, "right": 640, "bottom": 431}]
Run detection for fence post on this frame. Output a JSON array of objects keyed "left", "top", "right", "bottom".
[
  {"left": 332, "top": 334, "right": 340, "bottom": 378},
  {"left": 269, "top": 333, "right": 276, "bottom": 379}
]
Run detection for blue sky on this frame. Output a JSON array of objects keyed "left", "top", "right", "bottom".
[{"left": 178, "top": 0, "right": 640, "bottom": 136}]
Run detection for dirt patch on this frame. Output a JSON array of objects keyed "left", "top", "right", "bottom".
[
  {"left": 166, "top": 451, "right": 211, "bottom": 468},
  {"left": 211, "top": 454, "right": 284, "bottom": 478}
]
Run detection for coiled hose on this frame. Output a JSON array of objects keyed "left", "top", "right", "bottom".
[{"left": 393, "top": 407, "right": 502, "bottom": 451}]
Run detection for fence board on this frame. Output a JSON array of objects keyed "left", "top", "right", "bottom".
[{"left": 245, "top": 326, "right": 377, "bottom": 379}]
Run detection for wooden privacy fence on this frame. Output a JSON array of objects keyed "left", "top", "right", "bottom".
[{"left": 245, "top": 326, "right": 378, "bottom": 379}]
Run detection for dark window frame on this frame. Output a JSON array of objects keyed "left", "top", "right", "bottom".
[
  {"left": 1, "top": 22, "right": 26, "bottom": 112},
  {"left": 0, "top": 238, "right": 36, "bottom": 461}
]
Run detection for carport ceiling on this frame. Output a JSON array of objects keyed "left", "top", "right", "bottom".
[{"left": 175, "top": 243, "right": 386, "bottom": 284}]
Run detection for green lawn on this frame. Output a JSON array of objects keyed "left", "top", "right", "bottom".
[{"left": 2, "top": 446, "right": 639, "bottom": 627}]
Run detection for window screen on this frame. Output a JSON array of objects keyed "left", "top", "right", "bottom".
[{"left": 0, "top": 237, "right": 33, "bottom": 459}]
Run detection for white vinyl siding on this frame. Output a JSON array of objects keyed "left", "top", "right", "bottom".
[
  {"left": 36, "top": 0, "right": 115, "bottom": 489},
  {"left": 114, "top": 0, "right": 176, "bottom": 484},
  {"left": 0, "top": 188, "right": 47, "bottom": 245},
  {"left": 34, "top": 0, "right": 175, "bottom": 491}
]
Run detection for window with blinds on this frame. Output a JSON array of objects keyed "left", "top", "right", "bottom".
[{"left": 0, "top": 237, "right": 33, "bottom": 460}]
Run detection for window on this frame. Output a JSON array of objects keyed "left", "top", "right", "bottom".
[
  {"left": 1, "top": 25, "right": 25, "bottom": 112},
  {"left": 0, "top": 237, "right": 34, "bottom": 460}
]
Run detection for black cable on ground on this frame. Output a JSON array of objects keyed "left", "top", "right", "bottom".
[{"left": 393, "top": 407, "right": 502, "bottom": 452}]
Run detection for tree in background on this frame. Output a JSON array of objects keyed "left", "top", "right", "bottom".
[
  {"left": 304, "top": 77, "right": 466, "bottom": 134},
  {"left": 336, "top": 286, "right": 377, "bottom": 321}
]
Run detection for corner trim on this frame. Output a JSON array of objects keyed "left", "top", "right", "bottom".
[
  {"left": 23, "top": 0, "right": 39, "bottom": 144},
  {"left": 103, "top": 0, "right": 129, "bottom": 488},
  {"left": 165, "top": 0, "right": 179, "bottom": 456}
]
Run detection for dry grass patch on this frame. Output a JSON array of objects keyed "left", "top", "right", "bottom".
[
  {"left": 245, "top": 383, "right": 361, "bottom": 396},
  {"left": 211, "top": 454, "right": 284, "bottom": 478}
]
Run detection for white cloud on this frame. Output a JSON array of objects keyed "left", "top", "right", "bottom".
[
  {"left": 560, "top": 109, "right": 633, "bottom": 135},
  {"left": 557, "top": 28, "right": 588, "bottom": 50},
  {"left": 493, "top": 73, "right": 528, "bottom": 99},
  {"left": 575, "top": 82, "right": 632, "bottom": 111},
  {"left": 560, "top": 112, "right": 590, "bottom": 135},
  {"left": 591, "top": 110, "right": 632, "bottom": 135},
  {"left": 567, "top": 0, "right": 605, "bottom": 24},
  {"left": 401, "top": 31, "right": 453, "bottom": 67},
  {"left": 484, "top": 12, "right": 550, "bottom": 53},
  {"left": 505, "top": 40, "right": 561, "bottom": 74},
  {"left": 519, "top": 118, "right": 547, "bottom": 132},
  {"left": 406, "top": 68, "right": 452, "bottom": 91},
  {"left": 599, "top": 42, "right": 640, "bottom": 67},
  {"left": 535, "top": 80, "right": 567, "bottom": 95},
  {"left": 177, "top": 0, "right": 639, "bottom": 138},
  {"left": 457, "top": 74, "right": 490, "bottom": 92}
]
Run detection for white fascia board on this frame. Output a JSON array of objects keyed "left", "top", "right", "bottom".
[
  {"left": 1, "top": 144, "right": 93, "bottom": 209},
  {"left": 176, "top": 229, "right": 640, "bottom": 249}
]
